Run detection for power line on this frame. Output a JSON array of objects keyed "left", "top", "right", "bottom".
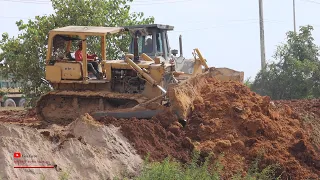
[
  {"left": 2, "top": 0, "right": 320, "bottom": 32},
  {"left": 0, "top": 0, "right": 195, "bottom": 5},
  {"left": 0, "top": 16, "right": 36, "bottom": 19},
  {"left": 0, "top": 14, "right": 286, "bottom": 25},
  {"left": 3, "top": 0, "right": 320, "bottom": 6},
  {"left": 171, "top": 19, "right": 288, "bottom": 33},
  {"left": 0, "top": 15, "right": 294, "bottom": 33},
  {"left": 133, "top": 0, "right": 193, "bottom": 2},
  {"left": 300, "top": 0, "right": 320, "bottom": 4},
  {"left": 0, "top": 0, "right": 49, "bottom": 4},
  {"left": 130, "top": 0, "right": 194, "bottom": 5},
  {"left": 172, "top": 22, "right": 258, "bottom": 32}
]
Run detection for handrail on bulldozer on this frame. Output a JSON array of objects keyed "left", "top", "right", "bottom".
[
  {"left": 193, "top": 48, "right": 209, "bottom": 70},
  {"left": 124, "top": 54, "right": 167, "bottom": 94}
]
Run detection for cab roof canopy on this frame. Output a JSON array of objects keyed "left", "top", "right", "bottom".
[
  {"left": 124, "top": 24, "right": 174, "bottom": 31},
  {"left": 50, "top": 26, "right": 125, "bottom": 36}
]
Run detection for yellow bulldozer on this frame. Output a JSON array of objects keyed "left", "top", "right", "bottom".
[{"left": 36, "top": 24, "right": 244, "bottom": 124}]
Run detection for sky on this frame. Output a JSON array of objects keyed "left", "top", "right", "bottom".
[{"left": 1, "top": 0, "right": 320, "bottom": 79}]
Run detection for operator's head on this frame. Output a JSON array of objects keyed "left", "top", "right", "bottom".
[
  {"left": 146, "top": 38, "right": 152, "bottom": 45},
  {"left": 78, "top": 41, "right": 82, "bottom": 50}
]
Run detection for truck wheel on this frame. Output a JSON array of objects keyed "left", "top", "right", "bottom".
[
  {"left": 4, "top": 98, "right": 16, "bottom": 107},
  {"left": 18, "top": 98, "right": 26, "bottom": 107}
]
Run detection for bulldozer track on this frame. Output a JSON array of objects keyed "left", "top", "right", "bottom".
[{"left": 36, "top": 90, "right": 149, "bottom": 125}]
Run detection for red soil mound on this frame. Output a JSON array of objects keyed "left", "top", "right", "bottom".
[
  {"left": 185, "top": 79, "right": 320, "bottom": 179},
  {"left": 99, "top": 78, "right": 320, "bottom": 179},
  {"left": 0, "top": 109, "right": 37, "bottom": 124},
  {"left": 275, "top": 99, "right": 320, "bottom": 153},
  {"left": 100, "top": 112, "right": 193, "bottom": 163},
  {"left": 275, "top": 99, "right": 320, "bottom": 117}
]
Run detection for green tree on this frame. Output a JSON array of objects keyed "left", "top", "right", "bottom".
[
  {"left": 0, "top": 0, "right": 154, "bottom": 106},
  {"left": 251, "top": 25, "right": 320, "bottom": 100}
]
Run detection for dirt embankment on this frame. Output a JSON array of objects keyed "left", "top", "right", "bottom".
[
  {"left": 0, "top": 114, "right": 142, "bottom": 180},
  {"left": 183, "top": 79, "right": 320, "bottom": 179},
  {"left": 101, "top": 110, "right": 193, "bottom": 163},
  {"left": 1, "top": 77, "right": 319, "bottom": 180},
  {"left": 100, "top": 78, "right": 320, "bottom": 180},
  {"left": 275, "top": 99, "right": 320, "bottom": 151},
  {"left": 0, "top": 109, "right": 38, "bottom": 125}
]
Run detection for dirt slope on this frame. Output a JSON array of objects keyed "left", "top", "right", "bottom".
[
  {"left": 0, "top": 114, "right": 142, "bottom": 180},
  {"left": 183, "top": 79, "right": 320, "bottom": 179},
  {"left": 0, "top": 109, "right": 38, "bottom": 125},
  {"left": 1, "top": 75, "right": 319, "bottom": 179},
  {"left": 275, "top": 99, "right": 320, "bottom": 151},
  {"left": 100, "top": 78, "right": 320, "bottom": 179},
  {"left": 100, "top": 111, "right": 193, "bottom": 163}
]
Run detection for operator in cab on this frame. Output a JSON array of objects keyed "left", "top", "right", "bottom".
[
  {"left": 144, "top": 38, "right": 153, "bottom": 53},
  {"left": 75, "top": 41, "right": 102, "bottom": 80}
]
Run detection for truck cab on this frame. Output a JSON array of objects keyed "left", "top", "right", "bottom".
[{"left": 0, "top": 73, "right": 25, "bottom": 107}]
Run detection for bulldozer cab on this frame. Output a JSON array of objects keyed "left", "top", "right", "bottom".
[
  {"left": 125, "top": 24, "right": 174, "bottom": 61},
  {"left": 45, "top": 26, "right": 124, "bottom": 83},
  {"left": 125, "top": 24, "right": 207, "bottom": 76}
]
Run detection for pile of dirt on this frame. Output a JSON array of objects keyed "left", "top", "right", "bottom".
[
  {"left": 275, "top": 99, "right": 320, "bottom": 117},
  {"left": 99, "top": 78, "right": 320, "bottom": 179},
  {"left": 184, "top": 79, "right": 320, "bottom": 179},
  {"left": 1, "top": 72, "right": 319, "bottom": 179},
  {"left": 100, "top": 110, "right": 193, "bottom": 163},
  {"left": 0, "top": 109, "right": 38, "bottom": 125},
  {"left": 0, "top": 114, "right": 142, "bottom": 180},
  {"left": 275, "top": 99, "right": 320, "bottom": 152}
]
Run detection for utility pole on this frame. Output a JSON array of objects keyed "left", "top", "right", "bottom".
[
  {"left": 259, "top": 0, "right": 266, "bottom": 70},
  {"left": 293, "top": 0, "right": 297, "bottom": 33}
]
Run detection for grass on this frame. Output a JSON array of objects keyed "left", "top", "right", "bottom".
[
  {"left": 244, "top": 77, "right": 253, "bottom": 89},
  {"left": 35, "top": 151, "right": 281, "bottom": 180},
  {"left": 130, "top": 151, "right": 281, "bottom": 180},
  {"left": 40, "top": 174, "right": 46, "bottom": 180},
  {"left": 243, "top": 151, "right": 281, "bottom": 180},
  {"left": 131, "top": 151, "right": 221, "bottom": 180},
  {"left": 58, "top": 166, "right": 73, "bottom": 180},
  {"left": 301, "top": 113, "right": 320, "bottom": 151},
  {"left": 59, "top": 171, "right": 70, "bottom": 180}
]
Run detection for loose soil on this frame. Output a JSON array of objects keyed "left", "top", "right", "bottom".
[
  {"left": 99, "top": 78, "right": 320, "bottom": 180},
  {"left": 0, "top": 109, "right": 38, "bottom": 125},
  {"left": 100, "top": 110, "right": 193, "bottom": 163},
  {"left": 1, "top": 76, "right": 319, "bottom": 179},
  {"left": 182, "top": 79, "right": 320, "bottom": 179},
  {"left": 274, "top": 99, "right": 320, "bottom": 153},
  {"left": 0, "top": 114, "right": 142, "bottom": 180}
]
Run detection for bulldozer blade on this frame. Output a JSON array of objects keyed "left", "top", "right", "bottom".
[
  {"left": 92, "top": 109, "right": 164, "bottom": 119},
  {"left": 167, "top": 67, "right": 244, "bottom": 121},
  {"left": 206, "top": 67, "right": 244, "bottom": 82}
]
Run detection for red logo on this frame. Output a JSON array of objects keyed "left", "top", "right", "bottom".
[{"left": 13, "top": 152, "right": 21, "bottom": 158}]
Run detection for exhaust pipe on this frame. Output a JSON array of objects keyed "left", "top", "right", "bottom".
[
  {"left": 133, "top": 31, "right": 139, "bottom": 62},
  {"left": 179, "top": 35, "right": 183, "bottom": 57}
]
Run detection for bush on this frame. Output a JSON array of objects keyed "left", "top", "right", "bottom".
[
  {"left": 0, "top": 91, "right": 5, "bottom": 97},
  {"left": 133, "top": 151, "right": 281, "bottom": 180},
  {"left": 136, "top": 152, "right": 222, "bottom": 180},
  {"left": 251, "top": 25, "right": 320, "bottom": 100}
]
